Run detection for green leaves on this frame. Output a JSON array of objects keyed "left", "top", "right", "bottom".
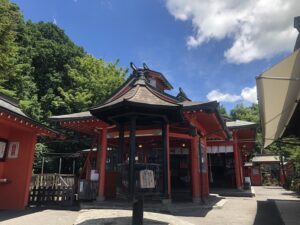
[
  {"left": 0, "top": 0, "right": 128, "bottom": 173},
  {"left": 0, "top": 1, "right": 126, "bottom": 122},
  {"left": 230, "top": 103, "right": 259, "bottom": 124}
]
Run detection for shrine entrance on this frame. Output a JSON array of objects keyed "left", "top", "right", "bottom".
[
  {"left": 170, "top": 139, "right": 192, "bottom": 201},
  {"left": 208, "top": 152, "right": 236, "bottom": 188}
]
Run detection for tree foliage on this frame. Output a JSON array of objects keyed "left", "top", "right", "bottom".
[
  {"left": 230, "top": 103, "right": 260, "bottom": 124},
  {"left": 0, "top": 0, "right": 127, "bottom": 172},
  {"left": 230, "top": 103, "right": 300, "bottom": 183}
]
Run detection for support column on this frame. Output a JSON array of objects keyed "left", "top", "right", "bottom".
[
  {"left": 191, "top": 136, "right": 200, "bottom": 202},
  {"left": 202, "top": 137, "right": 209, "bottom": 197},
  {"left": 233, "top": 131, "right": 242, "bottom": 189},
  {"left": 129, "top": 117, "right": 136, "bottom": 200},
  {"left": 118, "top": 123, "right": 124, "bottom": 164},
  {"left": 97, "top": 127, "right": 107, "bottom": 201},
  {"left": 162, "top": 122, "right": 171, "bottom": 200}
]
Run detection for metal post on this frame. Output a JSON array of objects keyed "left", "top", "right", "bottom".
[
  {"left": 129, "top": 116, "right": 144, "bottom": 225},
  {"left": 132, "top": 196, "right": 144, "bottom": 225},
  {"left": 129, "top": 116, "right": 136, "bottom": 200},
  {"left": 58, "top": 157, "right": 62, "bottom": 175},
  {"left": 41, "top": 157, "right": 45, "bottom": 175},
  {"left": 72, "top": 159, "right": 76, "bottom": 175}
]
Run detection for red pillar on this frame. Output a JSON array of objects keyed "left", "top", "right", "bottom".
[
  {"left": 233, "top": 131, "right": 242, "bottom": 189},
  {"left": 97, "top": 127, "right": 107, "bottom": 201},
  {"left": 191, "top": 136, "right": 200, "bottom": 202},
  {"left": 202, "top": 137, "right": 209, "bottom": 197}
]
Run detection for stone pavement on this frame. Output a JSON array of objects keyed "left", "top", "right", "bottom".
[
  {"left": 0, "top": 207, "right": 79, "bottom": 225},
  {"left": 75, "top": 209, "right": 194, "bottom": 225},
  {"left": 77, "top": 186, "right": 300, "bottom": 225},
  {"left": 255, "top": 186, "right": 300, "bottom": 225},
  {"left": 0, "top": 186, "right": 299, "bottom": 225}
]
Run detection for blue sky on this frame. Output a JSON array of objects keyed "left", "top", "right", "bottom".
[{"left": 12, "top": 0, "right": 299, "bottom": 112}]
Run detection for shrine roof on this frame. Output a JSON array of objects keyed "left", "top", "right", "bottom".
[
  {"left": 90, "top": 71, "right": 181, "bottom": 112},
  {"left": 145, "top": 68, "right": 173, "bottom": 90},
  {"left": 49, "top": 64, "right": 229, "bottom": 138},
  {"left": 0, "top": 93, "right": 62, "bottom": 138},
  {"left": 252, "top": 155, "right": 280, "bottom": 163},
  {"left": 0, "top": 93, "right": 28, "bottom": 118},
  {"left": 49, "top": 111, "right": 94, "bottom": 121},
  {"left": 180, "top": 100, "right": 218, "bottom": 111},
  {"left": 226, "top": 120, "right": 256, "bottom": 129}
]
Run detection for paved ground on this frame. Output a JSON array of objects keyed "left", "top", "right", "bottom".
[
  {"left": 0, "top": 186, "right": 299, "bottom": 225},
  {"left": 0, "top": 207, "right": 79, "bottom": 225},
  {"left": 178, "top": 186, "right": 300, "bottom": 225}
]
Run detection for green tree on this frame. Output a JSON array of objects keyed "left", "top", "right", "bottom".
[
  {"left": 0, "top": 0, "right": 22, "bottom": 96},
  {"left": 230, "top": 103, "right": 260, "bottom": 124},
  {"left": 230, "top": 103, "right": 262, "bottom": 153},
  {"left": 0, "top": 0, "right": 128, "bottom": 172},
  {"left": 64, "top": 55, "right": 127, "bottom": 112},
  {"left": 218, "top": 104, "right": 228, "bottom": 116}
]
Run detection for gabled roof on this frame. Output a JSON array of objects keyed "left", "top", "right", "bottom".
[
  {"left": 90, "top": 70, "right": 183, "bottom": 123},
  {"left": 143, "top": 63, "right": 173, "bottom": 90},
  {"left": 91, "top": 77, "right": 180, "bottom": 111},
  {"left": 0, "top": 93, "right": 61, "bottom": 138}
]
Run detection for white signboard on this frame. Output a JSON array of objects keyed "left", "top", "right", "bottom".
[
  {"left": 0, "top": 141, "right": 7, "bottom": 160},
  {"left": 8, "top": 142, "right": 19, "bottom": 159},
  {"left": 139, "top": 169, "right": 155, "bottom": 189},
  {"left": 90, "top": 169, "right": 99, "bottom": 181}
]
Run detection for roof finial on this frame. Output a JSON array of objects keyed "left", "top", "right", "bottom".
[
  {"left": 130, "top": 62, "right": 138, "bottom": 71},
  {"left": 294, "top": 16, "right": 300, "bottom": 51},
  {"left": 143, "top": 63, "right": 149, "bottom": 70},
  {"left": 176, "top": 87, "right": 190, "bottom": 102}
]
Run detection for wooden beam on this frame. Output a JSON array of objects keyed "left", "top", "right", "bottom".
[{"left": 169, "top": 132, "right": 193, "bottom": 140}]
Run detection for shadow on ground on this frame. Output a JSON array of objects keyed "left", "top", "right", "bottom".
[
  {"left": 253, "top": 200, "right": 284, "bottom": 225},
  {"left": 76, "top": 217, "right": 168, "bottom": 225},
  {"left": 81, "top": 194, "right": 224, "bottom": 218},
  {"left": 0, "top": 206, "right": 79, "bottom": 222}
]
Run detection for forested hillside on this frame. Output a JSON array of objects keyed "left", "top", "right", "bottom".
[
  {"left": 0, "top": 0, "right": 127, "bottom": 173},
  {"left": 0, "top": 0, "right": 127, "bottom": 122}
]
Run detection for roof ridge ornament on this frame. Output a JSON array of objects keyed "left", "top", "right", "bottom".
[
  {"left": 176, "top": 87, "right": 190, "bottom": 102},
  {"left": 294, "top": 16, "right": 300, "bottom": 51},
  {"left": 130, "top": 62, "right": 149, "bottom": 85},
  {"left": 143, "top": 63, "right": 149, "bottom": 70}
]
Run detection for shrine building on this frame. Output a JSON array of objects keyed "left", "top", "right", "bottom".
[
  {"left": 0, "top": 93, "right": 61, "bottom": 209},
  {"left": 50, "top": 64, "right": 256, "bottom": 202}
]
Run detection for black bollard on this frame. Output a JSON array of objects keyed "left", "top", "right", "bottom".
[{"left": 132, "top": 197, "right": 144, "bottom": 225}]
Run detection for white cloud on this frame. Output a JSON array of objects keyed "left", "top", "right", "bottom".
[
  {"left": 207, "top": 90, "right": 241, "bottom": 102},
  {"left": 53, "top": 18, "right": 57, "bottom": 25},
  {"left": 165, "top": 0, "right": 299, "bottom": 63},
  {"left": 241, "top": 86, "right": 257, "bottom": 103},
  {"left": 207, "top": 86, "right": 257, "bottom": 103}
]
